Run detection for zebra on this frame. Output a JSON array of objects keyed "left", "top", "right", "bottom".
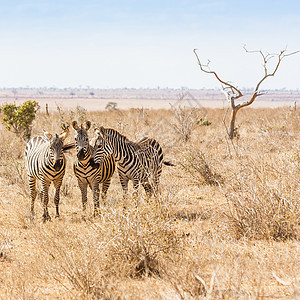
[
  {"left": 25, "top": 127, "right": 73, "bottom": 222},
  {"left": 72, "top": 121, "right": 116, "bottom": 216},
  {"left": 91, "top": 126, "right": 174, "bottom": 199}
]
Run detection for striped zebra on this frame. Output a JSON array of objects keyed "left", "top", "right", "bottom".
[
  {"left": 72, "top": 121, "right": 115, "bottom": 216},
  {"left": 91, "top": 126, "right": 174, "bottom": 199},
  {"left": 25, "top": 127, "right": 73, "bottom": 221}
]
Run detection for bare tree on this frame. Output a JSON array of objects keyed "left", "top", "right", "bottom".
[{"left": 193, "top": 46, "right": 299, "bottom": 139}]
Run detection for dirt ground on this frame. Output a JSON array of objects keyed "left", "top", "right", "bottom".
[{"left": 0, "top": 92, "right": 299, "bottom": 299}]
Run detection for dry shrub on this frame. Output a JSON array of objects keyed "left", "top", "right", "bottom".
[
  {"left": 56, "top": 104, "right": 87, "bottom": 126},
  {"left": 170, "top": 107, "right": 199, "bottom": 142},
  {"left": 180, "top": 148, "right": 223, "bottom": 186},
  {"left": 162, "top": 233, "right": 249, "bottom": 299},
  {"left": 35, "top": 224, "right": 113, "bottom": 298},
  {"left": 0, "top": 138, "right": 28, "bottom": 196},
  {"left": 225, "top": 153, "right": 299, "bottom": 241},
  {"left": 60, "top": 173, "right": 76, "bottom": 198},
  {"left": 31, "top": 201, "right": 181, "bottom": 297},
  {"left": 163, "top": 223, "right": 300, "bottom": 299},
  {"left": 97, "top": 203, "right": 181, "bottom": 278}
]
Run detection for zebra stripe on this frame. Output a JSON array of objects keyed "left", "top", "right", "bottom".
[
  {"left": 92, "top": 126, "right": 173, "bottom": 198},
  {"left": 25, "top": 129, "right": 70, "bottom": 221},
  {"left": 72, "top": 121, "right": 115, "bottom": 215}
]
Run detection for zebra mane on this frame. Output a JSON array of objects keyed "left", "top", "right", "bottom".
[
  {"left": 103, "top": 127, "right": 130, "bottom": 143},
  {"left": 102, "top": 127, "right": 153, "bottom": 151}
]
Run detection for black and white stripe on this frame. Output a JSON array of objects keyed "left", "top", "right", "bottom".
[
  {"left": 72, "top": 121, "right": 115, "bottom": 216},
  {"left": 92, "top": 126, "right": 174, "bottom": 198},
  {"left": 25, "top": 128, "right": 71, "bottom": 221}
]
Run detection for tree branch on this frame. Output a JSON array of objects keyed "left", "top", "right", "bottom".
[
  {"left": 194, "top": 46, "right": 299, "bottom": 139},
  {"left": 193, "top": 49, "right": 243, "bottom": 103},
  {"left": 236, "top": 46, "right": 300, "bottom": 111}
]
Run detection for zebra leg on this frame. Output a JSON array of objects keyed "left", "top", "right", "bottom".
[
  {"left": 92, "top": 181, "right": 100, "bottom": 217},
  {"left": 142, "top": 182, "right": 153, "bottom": 200},
  {"left": 119, "top": 174, "right": 129, "bottom": 197},
  {"left": 132, "top": 180, "right": 140, "bottom": 207},
  {"left": 101, "top": 178, "right": 112, "bottom": 205},
  {"left": 42, "top": 179, "right": 51, "bottom": 222},
  {"left": 78, "top": 180, "right": 88, "bottom": 212},
  {"left": 132, "top": 180, "right": 140, "bottom": 198},
  {"left": 152, "top": 176, "right": 160, "bottom": 199},
  {"left": 29, "top": 176, "right": 37, "bottom": 217},
  {"left": 53, "top": 179, "right": 62, "bottom": 218},
  {"left": 118, "top": 174, "right": 130, "bottom": 209}
]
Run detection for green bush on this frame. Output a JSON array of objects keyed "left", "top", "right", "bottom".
[{"left": 1, "top": 100, "right": 40, "bottom": 141}]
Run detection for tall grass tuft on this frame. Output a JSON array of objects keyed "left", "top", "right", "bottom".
[
  {"left": 225, "top": 153, "right": 299, "bottom": 241},
  {"left": 181, "top": 148, "right": 223, "bottom": 186},
  {"left": 97, "top": 202, "right": 181, "bottom": 278},
  {"left": 33, "top": 201, "right": 181, "bottom": 297}
]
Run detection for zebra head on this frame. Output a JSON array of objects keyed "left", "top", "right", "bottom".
[
  {"left": 72, "top": 121, "right": 91, "bottom": 162},
  {"left": 92, "top": 126, "right": 114, "bottom": 165},
  {"left": 44, "top": 128, "right": 69, "bottom": 171}
]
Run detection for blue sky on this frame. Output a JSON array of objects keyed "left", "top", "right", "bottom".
[{"left": 0, "top": 0, "right": 299, "bottom": 89}]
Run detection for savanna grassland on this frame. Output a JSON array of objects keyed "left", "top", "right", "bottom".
[{"left": 0, "top": 104, "right": 299, "bottom": 299}]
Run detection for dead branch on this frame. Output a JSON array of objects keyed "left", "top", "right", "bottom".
[
  {"left": 240, "top": 46, "right": 300, "bottom": 111},
  {"left": 193, "top": 49, "right": 243, "bottom": 102},
  {"left": 193, "top": 47, "right": 299, "bottom": 140}
]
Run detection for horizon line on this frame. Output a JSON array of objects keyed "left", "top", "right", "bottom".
[{"left": 0, "top": 87, "right": 299, "bottom": 92}]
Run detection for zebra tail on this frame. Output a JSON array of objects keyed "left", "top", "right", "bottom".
[{"left": 163, "top": 161, "right": 175, "bottom": 167}]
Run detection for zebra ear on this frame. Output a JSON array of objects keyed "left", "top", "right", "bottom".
[
  {"left": 61, "top": 122, "right": 70, "bottom": 131},
  {"left": 95, "top": 126, "right": 106, "bottom": 138},
  {"left": 94, "top": 127, "right": 100, "bottom": 136},
  {"left": 59, "top": 129, "right": 69, "bottom": 141},
  {"left": 83, "top": 121, "right": 91, "bottom": 131},
  {"left": 72, "top": 121, "right": 79, "bottom": 130},
  {"left": 89, "top": 136, "right": 97, "bottom": 147},
  {"left": 43, "top": 129, "right": 52, "bottom": 141},
  {"left": 99, "top": 126, "right": 106, "bottom": 137}
]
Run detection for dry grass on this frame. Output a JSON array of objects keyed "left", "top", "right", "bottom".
[{"left": 0, "top": 105, "right": 299, "bottom": 299}]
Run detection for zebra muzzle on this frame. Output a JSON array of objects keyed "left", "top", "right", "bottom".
[
  {"left": 54, "top": 160, "right": 63, "bottom": 171},
  {"left": 77, "top": 148, "right": 85, "bottom": 161}
]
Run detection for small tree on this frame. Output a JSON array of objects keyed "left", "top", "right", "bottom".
[
  {"left": 194, "top": 47, "right": 299, "bottom": 139},
  {"left": 169, "top": 92, "right": 211, "bottom": 143},
  {"left": 105, "top": 102, "right": 118, "bottom": 111},
  {"left": 1, "top": 100, "right": 40, "bottom": 141}
]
